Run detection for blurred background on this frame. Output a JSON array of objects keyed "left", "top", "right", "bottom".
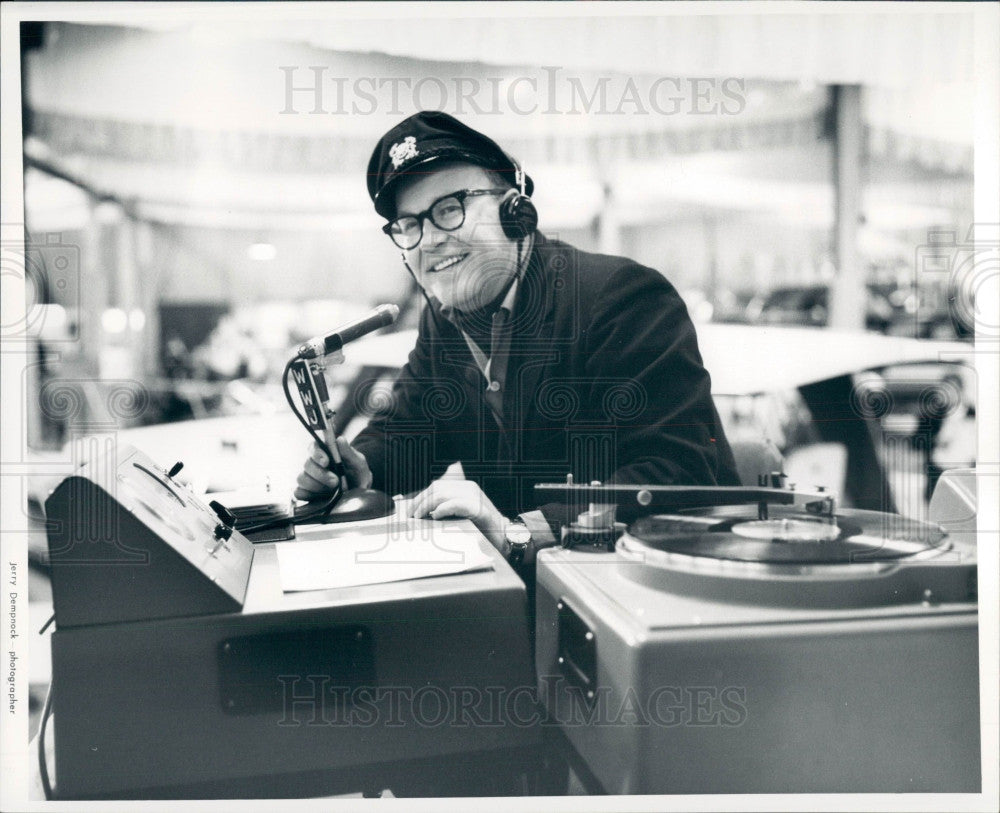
[{"left": 17, "top": 11, "right": 980, "bottom": 517}]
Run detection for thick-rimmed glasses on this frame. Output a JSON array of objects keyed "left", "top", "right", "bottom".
[{"left": 382, "top": 188, "right": 508, "bottom": 250}]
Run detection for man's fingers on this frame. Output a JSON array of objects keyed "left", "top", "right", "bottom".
[
  {"left": 304, "top": 457, "right": 338, "bottom": 484},
  {"left": 294, "top": 485, "right": 322, "bottom": 501},
  {"left": 408, "top": 484, "right": 439, "bottom": 518},
  {"left": 429, "top": 499, "right": 470, "bottom": 520},
  {"left": 296, "top": 469, "right": 323, "bottom": 492},
  {"left": 408, "top": 490, "right": 431, "bottom": 518},
  {"left": 309, "top": 441, "right": 329, "bottom": 468},
  {"left": 294, "top": 481, "right": 327, "bottom": 500},
  {"left": 335, "top": 438, "right": 373, "bottom": 489},
  {"left": 296, "top": 469, "right": 333, "bottom": 494},
  {"left": 335, "top": 436, "right": 361, "bottom": 463},
  {"left": 297, "top": 438, "right": 373, "bottom": 501},
  {"left": 295, "top": 455, "right": 340, "bottom": 501}
]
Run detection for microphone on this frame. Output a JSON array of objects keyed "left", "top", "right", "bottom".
[{"left": 297, "top": 303, "right": 400, "bottom": 359}]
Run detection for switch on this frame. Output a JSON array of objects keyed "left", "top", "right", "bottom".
[
  {"left": 213, "top": 523, "right": 234, "bottom": 543},
  {"left": 208, "top": 500, "right": 237, "bottom": 543}
]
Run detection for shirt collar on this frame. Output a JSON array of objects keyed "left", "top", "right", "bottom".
[
  {"left": 441, "top": 275, "right": 520, "bottom": 327},
  {"left": 438, "top": 232, "right": 535, "bottom": 327},
  {"left": 499, "top": 276, "right": 519, "bottom": 315}
]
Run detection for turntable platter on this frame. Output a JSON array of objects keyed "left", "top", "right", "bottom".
[{"left": 628, "top": 506, "right": 946, "bottom": 564}]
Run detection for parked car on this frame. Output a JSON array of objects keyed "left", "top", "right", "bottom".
[{"left": 742, "top": 284, "right": 899, "bottom": 332}]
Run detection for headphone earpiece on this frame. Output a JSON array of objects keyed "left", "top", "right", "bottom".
[{"left": 499, "top": 188, "right": 538, "bottom": 240}]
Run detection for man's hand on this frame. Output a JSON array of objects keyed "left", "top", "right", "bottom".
[
  {"left": 407, "top": 478, "right": 508, "bottom": 551},
  {"left": 293, "top": 438, "right": 373, "bottom": 501}
]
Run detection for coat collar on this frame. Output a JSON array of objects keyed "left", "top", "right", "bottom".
[
  {"left": 503, "top": 232, "right": 561, "bottom": 435},
  {"left": 509, "top": 231, "right": 559, "bottom": 336}
]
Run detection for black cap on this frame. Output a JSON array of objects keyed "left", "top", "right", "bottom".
[{"left": 367, "top": 111, "right": 534, "bottom": 218}]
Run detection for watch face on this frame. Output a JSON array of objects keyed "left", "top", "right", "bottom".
[{"left": 506, "top": 522, "right": 531, "bottom": 546}]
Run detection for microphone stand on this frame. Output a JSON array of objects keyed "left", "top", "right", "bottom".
[{"left": 289, "top": 350, "right": 394, "bottom": 523}]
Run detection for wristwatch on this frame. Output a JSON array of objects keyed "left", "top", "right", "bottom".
[{"left": 504, "top": 520, "right": 532, "bottom": 567}]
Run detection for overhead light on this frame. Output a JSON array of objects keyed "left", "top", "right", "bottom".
[
  {"left": 248, "top": 242, "right": 277, "bottom": 262},
  {"left": 101, "top": 307, "right": 128, "bottom": 334},
  {"left": 93, "top": 201, "right": 123, "bottom": 224}
]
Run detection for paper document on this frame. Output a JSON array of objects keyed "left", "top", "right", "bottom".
[{"left": 274, "top": 525, "right": 495, "bottom": 592}]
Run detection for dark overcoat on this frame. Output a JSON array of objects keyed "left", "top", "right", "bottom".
[{"left": 353, "top": 233, "right": 739, "bottom": 520}]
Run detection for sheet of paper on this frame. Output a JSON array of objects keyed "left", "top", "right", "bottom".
[{"left": 274, "top": 524, "right": 495, "bottom": 592}]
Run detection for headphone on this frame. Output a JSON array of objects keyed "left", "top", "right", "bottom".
[{"left": 498, "top": 156, "right": 538, "bottom": 240}]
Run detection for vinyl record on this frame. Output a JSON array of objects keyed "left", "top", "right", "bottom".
[{"left": 628, "top": 506, "right": 946, "bottom": 564}]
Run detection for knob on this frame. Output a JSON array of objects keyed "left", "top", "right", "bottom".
[
  {"left": 208, "top": 500, "right": 237, "bottom": 543},
  {"left": 168, "top": 461, "right": 184, "bottom": 478},
  {"left": 214, "top": 523, "right": 234, "bottom": 542},
  {"left": 209, "top": 500, "right": 237, "bottom": 527}
]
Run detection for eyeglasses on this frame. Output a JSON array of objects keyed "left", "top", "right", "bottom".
[{"left": 382, "top": 188, "right": 508, "bottom": 250}]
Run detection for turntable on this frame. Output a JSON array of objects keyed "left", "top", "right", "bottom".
[{"left": 533, "top": 479, "right": 980, "bottom": 794}]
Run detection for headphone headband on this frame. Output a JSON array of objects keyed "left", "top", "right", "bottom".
[
  {"left": 496, "top": 150, "right": 536, "bottom": 239},
  {"left": 493, "top": 146, "right": 527, "bottom": 198}
]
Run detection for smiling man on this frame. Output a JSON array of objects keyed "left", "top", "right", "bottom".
[
  {"left": 392, "top": 164, "right": 523, "bottom": 315},
  {"left": 295, "top": 111, "right": 739, "bottom": 572}
]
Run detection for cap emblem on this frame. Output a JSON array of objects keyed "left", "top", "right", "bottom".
[{"left": 389, "top": 136, "right": 419, "bottom": 169}]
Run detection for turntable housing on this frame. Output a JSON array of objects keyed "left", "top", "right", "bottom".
[{"left": 534, "top": 485, "right": 979, "bottom": 794}]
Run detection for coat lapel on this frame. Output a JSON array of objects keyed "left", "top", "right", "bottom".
[{"left": 507, "top": 234, "right": 560, "bottom": 443}]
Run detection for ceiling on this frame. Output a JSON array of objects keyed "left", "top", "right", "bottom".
[{"left": 20, "top": 19, "right": 975, "bottom": 232}]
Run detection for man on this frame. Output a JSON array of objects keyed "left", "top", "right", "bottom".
[{"left": 295, "top": 110, "right": 739, "bottom": 570}]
